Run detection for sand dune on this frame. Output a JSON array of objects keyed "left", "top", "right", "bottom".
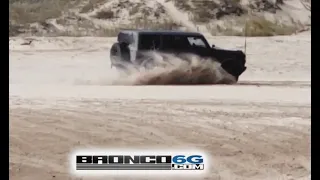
[{"left": 9, "top": 32, "right": 310, "bottom": 180}]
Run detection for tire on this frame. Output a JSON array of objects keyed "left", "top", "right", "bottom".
[
  {"left": 113, "top": 64, "right": 131, "bottom": 76},
  {"left": 221, "top": 59, "right": 246, "bottom": 80},
  {"left": 110, "top": 42, "right": 131, "bottom": 73},
  {"left": 140, "top": 57, "right": 155, "bottom": 70}
]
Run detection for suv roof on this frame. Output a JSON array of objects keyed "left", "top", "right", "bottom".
[{"left": 119, "top": 29, "right": 203, "bottom": 37}]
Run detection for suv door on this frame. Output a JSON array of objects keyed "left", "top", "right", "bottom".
[{"left": 160, "top": 35, "right": 192, "bottom": 54}]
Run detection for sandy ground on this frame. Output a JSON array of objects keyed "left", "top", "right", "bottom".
[{"left": 9, "top": 32, "right": 311, "bottom": 180}]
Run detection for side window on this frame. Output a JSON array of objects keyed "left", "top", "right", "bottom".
[
  {"left": 174, "top": 36, "right": 190, "bottom": 49},
  {"left": 161, "top": 35, "right": 174, "bottom": 50},
  {"left": 138, "top": 35, "right": 161, "bottom": 50},
  {"left": 118, "top": 33, "right": 134, "bottom": 45},
  {"left": 187, "top": 37, "right": 207, "bottom": 48},
  {"left": 161, "top": 35, "right": 191, "bottom": 50}
]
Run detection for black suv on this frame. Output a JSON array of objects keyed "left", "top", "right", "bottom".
[{"left": 110, "top": 30, "right": 247, "bottom": 80}]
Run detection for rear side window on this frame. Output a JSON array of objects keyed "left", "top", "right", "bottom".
[
  {"left": 138, "top": 34, "right": 161, "bottom": 50},
  {"left": 118, "top": 32, "right": 134, "bottom": 45}
]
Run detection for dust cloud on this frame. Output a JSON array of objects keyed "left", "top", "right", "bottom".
[{"left": 113, "top": 52, "right": 236, "bottom": 85}]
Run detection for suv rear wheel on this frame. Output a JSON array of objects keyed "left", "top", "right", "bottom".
[{"left": 110, "top": 42, "right": 131, "bottom": 72}]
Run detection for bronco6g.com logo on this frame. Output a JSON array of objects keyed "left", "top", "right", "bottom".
[{"left": 70, "top": 149, "right": 209, "bottom": 176}]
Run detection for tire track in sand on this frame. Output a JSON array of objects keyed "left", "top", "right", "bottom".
[{"left": 10, "top": 99, "right": 310, "bottom": 180}]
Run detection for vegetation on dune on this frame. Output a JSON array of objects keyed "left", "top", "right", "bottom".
[
  {"left": 9, "top": 0, "right": 82, "bottom": 36},
  {"left": 9, "top": 0, "right": 310, "bottom": 37},
  {"left": 207, "top": 15, "right": 301, "bottom": 37},
  {"left": 9, "top": 0, "right": 81, "bottom": 24}
]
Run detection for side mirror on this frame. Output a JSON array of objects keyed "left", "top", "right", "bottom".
[{"left": 211, "top": 44, "right": 215, "bottom": 48}]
